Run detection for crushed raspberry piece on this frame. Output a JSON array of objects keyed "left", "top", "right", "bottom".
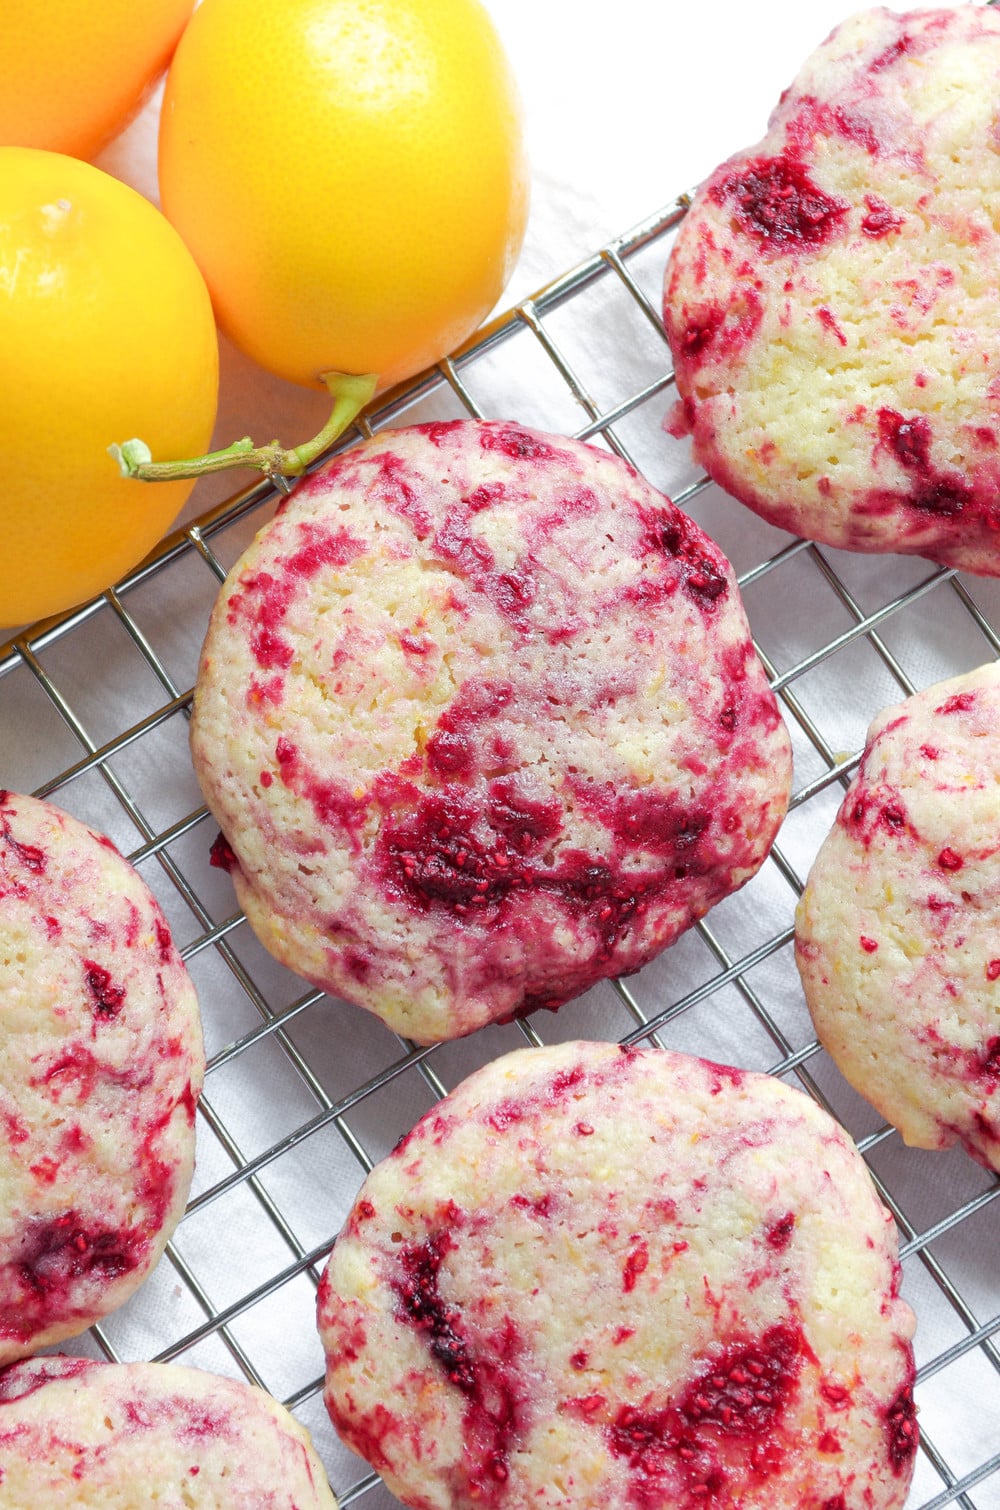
[
  {"left": 937, "top": 692, "right": 976, "bottom": 715},
  {"left": 478, "top": 424, "right": 556, "bottom": 463},
  {"left": 860, "top": 195, "right": 905, "bottom": 238},
  {"left": 394, "top": 1232, "right": 521, "bottom": 1493},
  {"left": 645, "top": 507, "right": 730, "bottom": 610},
  {"left": 677, "top": 1324, "right": 801, "bottom": 1437},
  {"left": 817, "top": 307, "right": 847, "bottom": 346},
  {"left": 711, "top": 154, "right": 849, "bottom": 249},
  {"left": 605, "top": 1322, "right": 802, "bottom": 1502},
  {"left": 765, "top": 1212, "right": 796, "bottom": 1250},
  {"left": 83, "top": 961, "right": 125, "bottom": 1020},
  {"left": 622, "top": 1239, "right": 649, "bottom": 1293},
  {"left": 395, "top": 1234, "right": 474, "bottom": 1391},
  {"left": 877, "top": 408, "right": 932, "bottom": 470},
  {"left": 870, "top": 33, "right": 912, "bottom": 71},
  {"left": 0, "top": 806, "right": 47, "bottom": 873},
  {"left": 17, "top": 1212, "right": 139, "bottom": 1298},
  {"left": 885, "top": 1383, "right": 918, "bottom": 1472}
]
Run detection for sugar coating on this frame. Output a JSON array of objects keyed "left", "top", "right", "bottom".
[
  {"left": 190, "top": 419, "right": 791, "bottom": 1044},
  {"left": 0, "top": 791, "right": 203, "bottom": 1365},
  {"left": 0, "top": 1355, "right": 337, "bottom": 1507},
  {"left": 318, "top": 1040, "right": 917, "bottom": 1510},
  {"left": 663, "top": 6, "right": 1000, "bottom": 575},
  {"left": 797, "top": 661, "right": 1000, "bottom": 1168}
]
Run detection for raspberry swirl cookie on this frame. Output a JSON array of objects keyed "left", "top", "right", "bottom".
[
  {"left": 797, "top": 661, "right": 1000, "bottom": 1169},
  {"left": 318, "top": 1041, "right": 917, "bottom": 1510},
  {"left": 0, "top": 1355, "right": 337, "bottom": 1506},
  {"left": 190, "top": 419, "right": 791, "bottom": 1044},
  {"left": 663, "top": 6, "right": 1000, "bottom": 575},
  {"left": 0, "top": 791, "right": 203, "bottom": 1364}
]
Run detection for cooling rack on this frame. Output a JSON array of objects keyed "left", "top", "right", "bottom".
[{"left": 3, "top": 190, "right": 1000, "bottom": 1510}]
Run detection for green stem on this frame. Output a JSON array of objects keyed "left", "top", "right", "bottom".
[{"left": 109, "top": 370, "right": 378, "bottom": 484}]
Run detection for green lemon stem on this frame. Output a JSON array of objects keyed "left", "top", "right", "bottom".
[{"left": 109, "top": 370, "right": 378, "bottom": 484}]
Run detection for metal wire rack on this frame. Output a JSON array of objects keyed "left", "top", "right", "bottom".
[{"left": 3, "top": 191, "right": 1000, "bottom": 1509}]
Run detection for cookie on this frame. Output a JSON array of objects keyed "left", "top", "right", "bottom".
[
  {"left": 317, "top": 1040, "right": 918, "bottom": 1509},
  {"left": 663, "top": 6, "right": 1000, "bottom": 575},
  {"left": 0, "top": 1354, "right": 337, "bottom": 1506},
  {"left": 0, "top": 790, "right": 203, "bottom": 1364},
  {"left": 796, "top": 660, "right": 1000, "bottom": 1168},
  {"left": 190, "top": 419, "right": 791, "bottom": 1044}
]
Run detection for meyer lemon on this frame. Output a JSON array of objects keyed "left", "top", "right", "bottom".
[
  {"left": 0, "top": 148, "right": 218, "bottom": 630},
  {"left": 0, "top": 0, "right": 195, "bottom": 161},
  {"left": 157, "top": 0, "right": 529, "bottom": 392}
]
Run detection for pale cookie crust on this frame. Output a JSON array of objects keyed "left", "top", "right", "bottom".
[
  {"left": 190, "top": 419, "right": 791, "bottom": 1044},
  {"left": 0, "top": 1355, "right": 337, "bottom": 1507},
  {"left": 318, "top": 1040, "right": 917, "bottom": 1510},
  {"left": 797, "top": 660, "right": 1000, "bottom": 1168},
  {"left": 663, "top": 6, "right": 1000, "bottom": 575},
  {"left": 0, "top": 791, "right": 203, "bottom": 1365}
]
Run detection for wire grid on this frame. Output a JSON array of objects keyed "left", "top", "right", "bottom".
[{"left": 3, "top": 194, "right": 1000, "bottom": 1509}]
